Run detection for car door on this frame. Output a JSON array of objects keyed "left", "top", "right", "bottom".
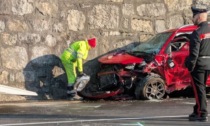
[{"left": 164, "top": 37, "right": 191, "bottom": 90}]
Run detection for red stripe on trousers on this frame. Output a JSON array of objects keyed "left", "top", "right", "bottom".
[{"left": 190, "top": 76, "right": 201, "bottom": 116}]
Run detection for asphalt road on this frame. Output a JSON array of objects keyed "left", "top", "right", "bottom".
[{"left": 0, "top": 98, "right": 210, "bottom": 126}]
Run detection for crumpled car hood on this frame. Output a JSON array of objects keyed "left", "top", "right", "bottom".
[{"left": 98, "top": 52, "right": 144, "bottom": 65}]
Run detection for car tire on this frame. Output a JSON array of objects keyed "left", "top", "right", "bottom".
[{"left": 135, "top": 75, "right": 166, "bottom": 100}]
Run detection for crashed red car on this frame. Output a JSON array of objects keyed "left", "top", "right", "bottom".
[{"left": 79, "top": 23, "right": 210, "bottom": 100}]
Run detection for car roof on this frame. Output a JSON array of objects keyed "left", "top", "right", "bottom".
[{"left": 163, "top": 22, "right": 210, "bottom": 33}]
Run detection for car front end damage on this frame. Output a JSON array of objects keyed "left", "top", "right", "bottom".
[
  {"left": 95, "top": 32, "right": 174, "bottom": 100},
  {"left": 97, "top": 51, "right": 161, "bottom": 99}
]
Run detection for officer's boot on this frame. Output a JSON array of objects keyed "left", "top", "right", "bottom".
[
  {"left": 189, "top": 112, "right": 208, "bottom": 122},
  {"left": 66, "top": 85, "right": 75, "bottom": 100}
]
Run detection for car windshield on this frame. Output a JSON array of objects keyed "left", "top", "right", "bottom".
[{"left": 130, "top": 32, "right": 172, "bottom": 54}]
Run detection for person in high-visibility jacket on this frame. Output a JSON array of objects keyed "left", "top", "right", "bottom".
[{"left": 60, "top": 38, "right": 96, "bottom": 100}]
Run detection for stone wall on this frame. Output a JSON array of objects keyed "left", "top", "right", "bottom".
[{"left": 0, "top": 0, "right": 208, "bottom": 101}]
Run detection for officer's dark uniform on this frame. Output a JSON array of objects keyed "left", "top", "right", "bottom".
[{"left": 185, "top": 7, "right": 210, "bottom": 121}]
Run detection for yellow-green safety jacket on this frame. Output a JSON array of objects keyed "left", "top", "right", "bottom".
[{"left": 61, "top": 40, "right": 90, "bottom": 73}]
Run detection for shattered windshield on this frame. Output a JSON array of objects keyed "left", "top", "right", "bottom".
[{"left": 130, "top": 32, "right": 172, "bottom": 55}]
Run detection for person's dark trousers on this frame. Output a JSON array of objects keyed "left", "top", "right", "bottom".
[{"left": 191, "top": 68, "right": 209, "bottom": 117}]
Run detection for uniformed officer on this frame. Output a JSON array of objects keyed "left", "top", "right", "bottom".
[{"left": 185, "top": 6, "right": 210, "bottom": 122}]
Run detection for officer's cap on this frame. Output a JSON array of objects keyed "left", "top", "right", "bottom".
[{"left": 191, "top": 6, "right": 208, "bottom": 17}]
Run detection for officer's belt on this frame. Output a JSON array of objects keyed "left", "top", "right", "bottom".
[{"left": 199, "top": 56, "right": 210, "bottom": 58}]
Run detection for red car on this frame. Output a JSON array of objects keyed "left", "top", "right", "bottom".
[{"left": 79, "top": 23, "right": 210, "bottom": 100}]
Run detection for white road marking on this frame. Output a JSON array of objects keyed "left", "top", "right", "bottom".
[
  {"left": 145, "top": 99, "right": 163, "bottom": 102},
  {"left": 182, "top": 102, "right": 195, "bottom": 105},
  {"left": 0, "top": 115, "right": 189, "bottom": 126},
  {"left": 71, "top": 105, "right": 102, "bottom": 110},
  {"left": 0, "top": 101, "right": 81, "bottom": 107},
  {"left": 120, "top": 122, "right": 144, "bottom": 126},
  {"left": 137, "top": 122, "right": 144, "bottom": 126},
  {"left": 80, "top": 105, "right": 101, "bottom": 108}
]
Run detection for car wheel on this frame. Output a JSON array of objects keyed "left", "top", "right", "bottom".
[{"left": 135, "top": 75, "right": 165, "bottom": 100}]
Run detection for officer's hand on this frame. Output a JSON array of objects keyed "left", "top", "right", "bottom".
[
  {"left": 187, "top": 64, "right": 194, "bottom": 72},
  {"left": 185, "top": 57, "right": 195, "bottom": 72}
]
